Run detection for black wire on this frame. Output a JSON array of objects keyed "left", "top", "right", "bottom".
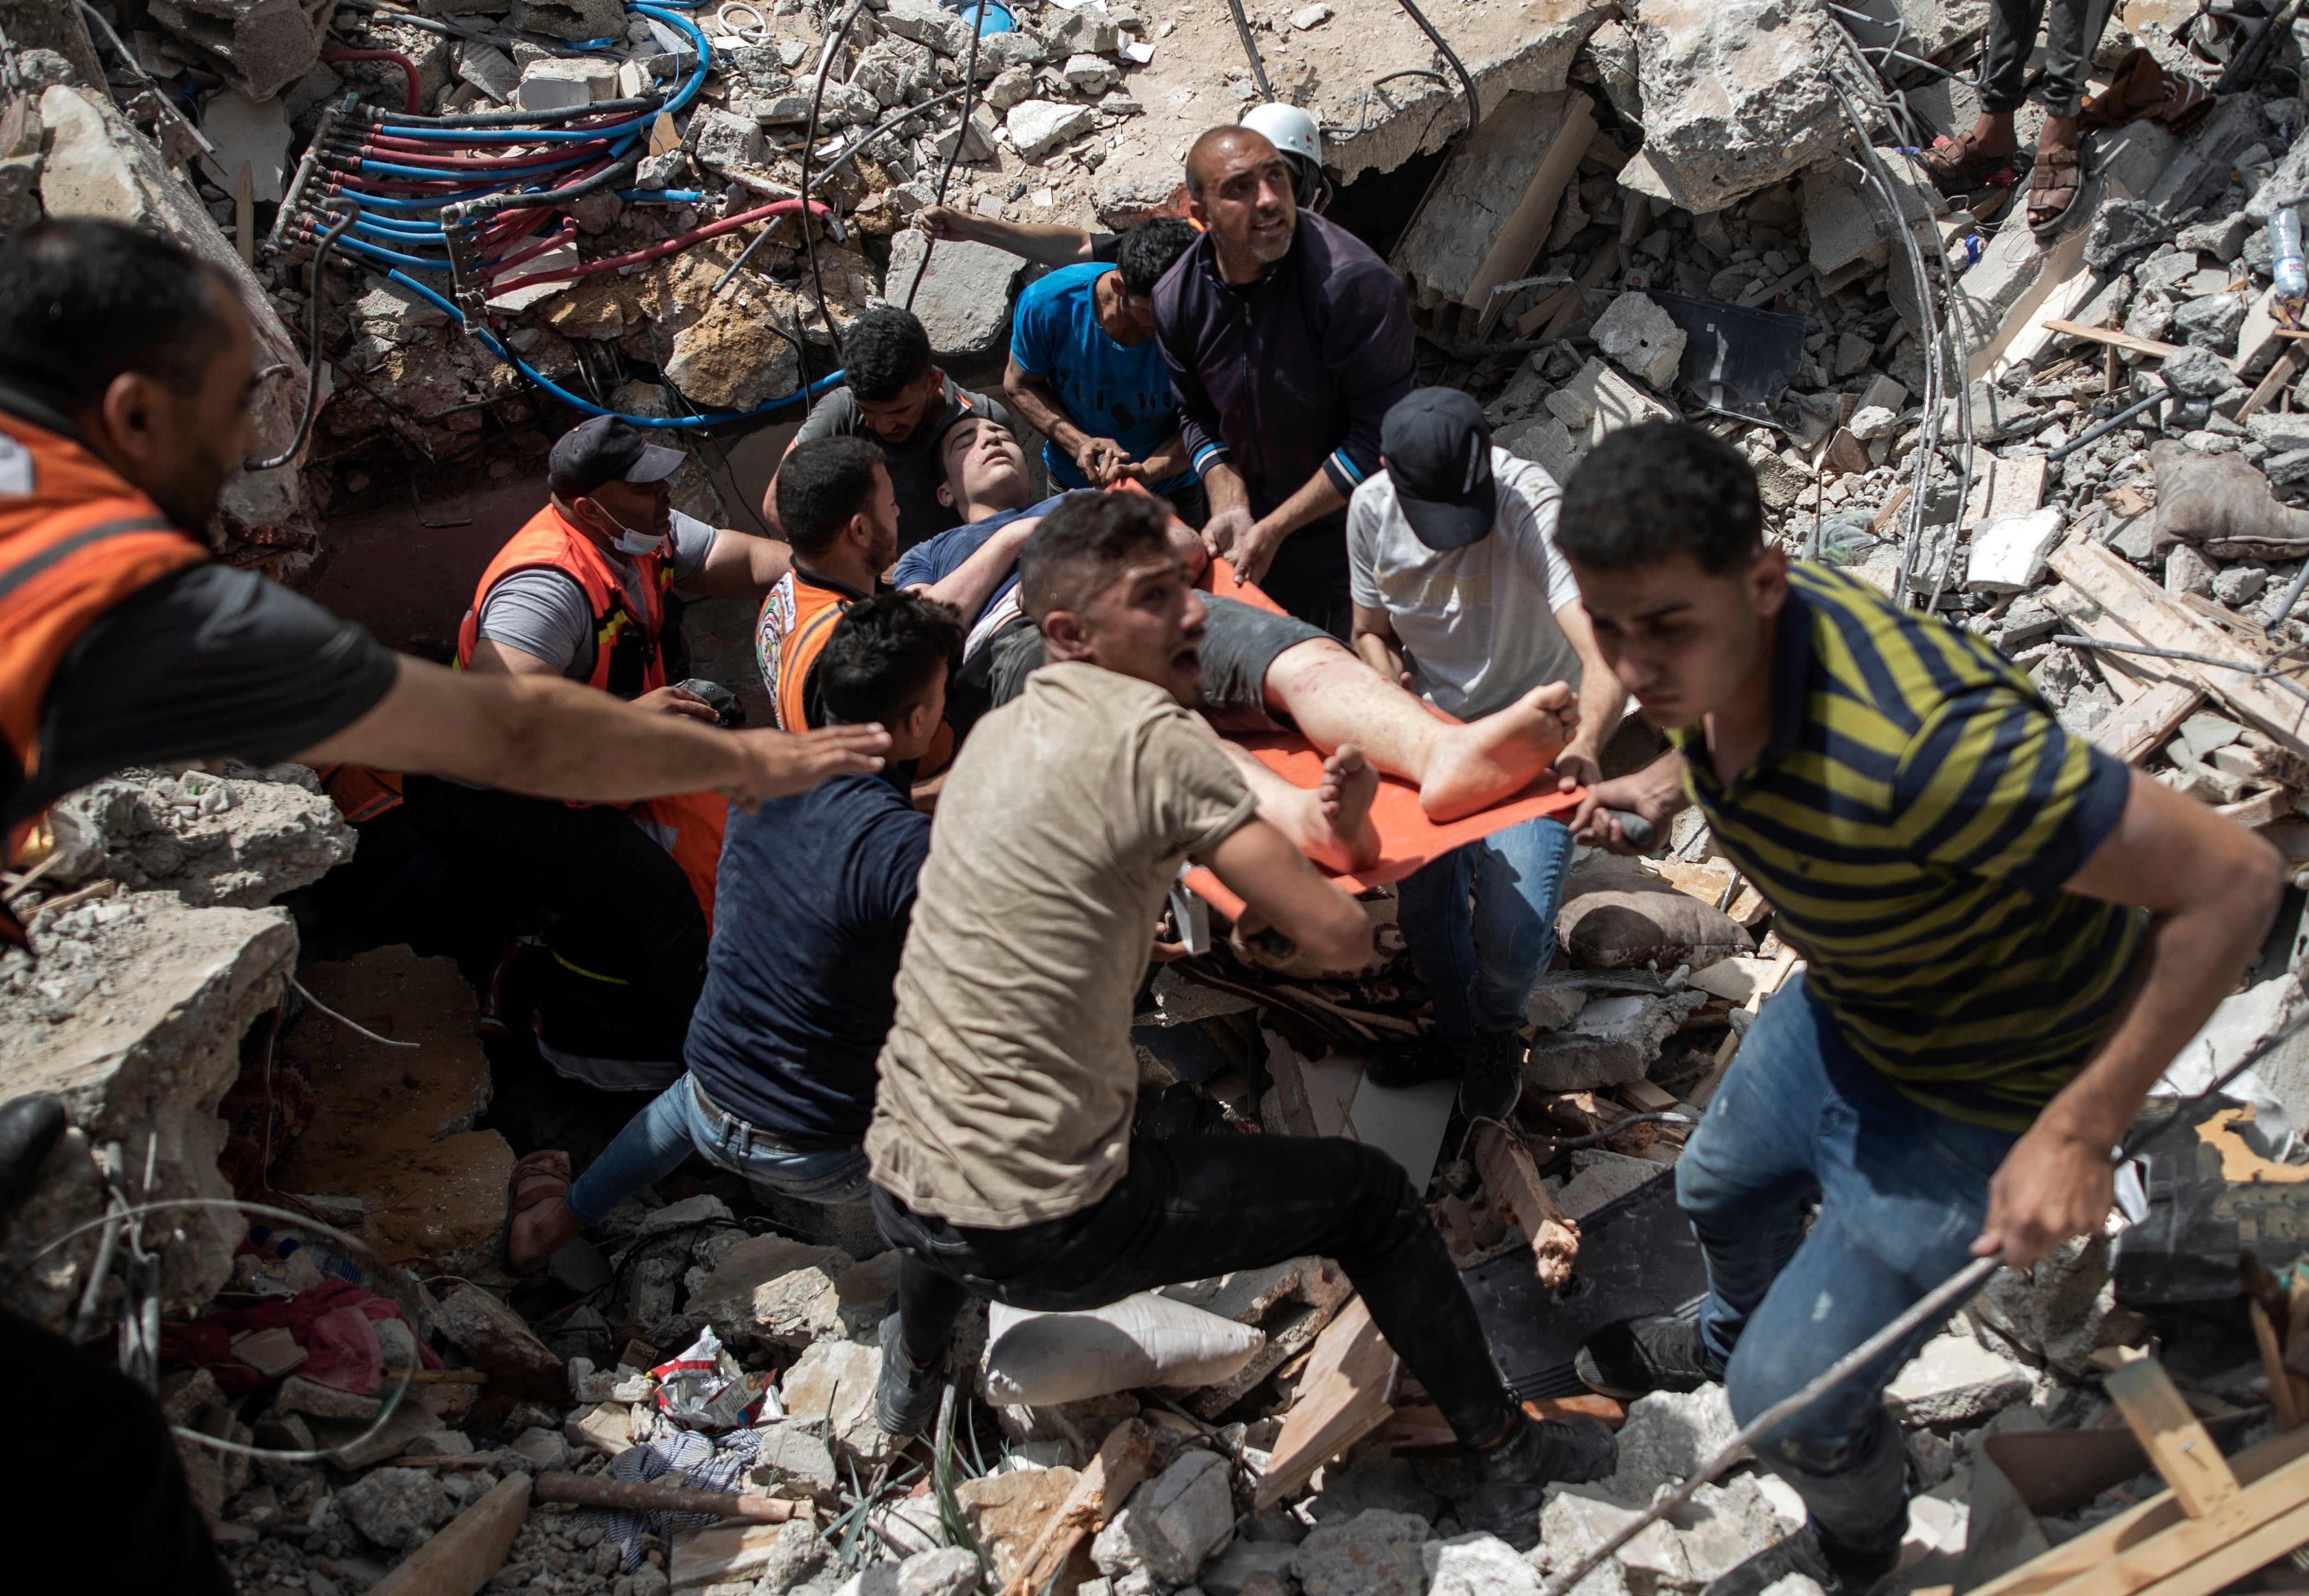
[
  {"left": 1390, "top": 0, "right": 1479, "bottom": 136},
  {"left": 906, "top": 4, "right": 985, "bottom": 314},
  {"left": 1521, "top": 1111, "right": 1695, "bottom": 1152},
  {"left": 1221, "top": 0, "right": 1275, "bottom": 101},
  {"left": 246, "top": 202, "right": 361, "bottom": 471},
  {"left": 798, "top": 0, "right": 873, "bottom": 412}
]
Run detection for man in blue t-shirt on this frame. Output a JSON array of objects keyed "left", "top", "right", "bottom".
[
  {"left": 501, "top": 594, "right": 965, "bottom": 1271},
  {"left": 1003, "top": 216, "right": 1206, "bottom": 525}
]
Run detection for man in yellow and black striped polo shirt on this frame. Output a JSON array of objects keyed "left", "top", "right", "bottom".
[{"left": 1553, "top": 423, "right": 2281, "bottom": 1596}]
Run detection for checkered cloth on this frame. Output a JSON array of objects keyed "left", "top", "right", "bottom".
[{"left": 585, "top": 1422, "right": 764, "bottom": 1572}]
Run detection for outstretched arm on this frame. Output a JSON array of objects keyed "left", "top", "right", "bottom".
[
  {"left": 1977, "top": 771, "right": 2283, "bottom": 1266},
  {"left": 295, "top": 656, "right": 888, "bottom": 810},
  {"left": 1552, "top": 598, "right": 1627, "bottom": 789},
  {"left": 919, "top": 205, "right": 1098, "bottom": 265}
]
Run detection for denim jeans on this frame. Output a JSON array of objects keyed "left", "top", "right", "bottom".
[
  {"left": 566, "top": 1073, "right": 874, "bottom": 1224},
  {"left": 876, "top": 1134, "right": 1517, "bottom": 1445},
  {"left": 1676, "top": 976, "right": 2019, "bottom": 1557},
  {"left": 1396, "top": 816, "right": 1576, "bottom": 1049}
]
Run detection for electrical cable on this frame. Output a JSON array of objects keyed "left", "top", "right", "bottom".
[
  {"left": 905, "top": 0, "right": 986, "bottom": 315},
  {"left": 321, "top": 48, "right": 422, "bottom": 115},
  {"left": 245, "top": 201, "right": 363, "bottom": 472},
  {"left": 796, "top": 0, "right": 875, "bottom": 406},
  {"left": 1220, "top": 0, "right": 1275, "bottom": 102},
  {"left": 1388, "top": 0, "right": 1479, "bottom": 136}
]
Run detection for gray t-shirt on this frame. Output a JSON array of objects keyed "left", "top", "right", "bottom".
[
  {"left": 1346, "top": 448, "right": 1584, "bottom": 720},
  {"left": 474, "top": 509, "right": 717, "bottom": 679},
  {"left": 791, "top": 379, "right": 1013, "bottom": 551}
]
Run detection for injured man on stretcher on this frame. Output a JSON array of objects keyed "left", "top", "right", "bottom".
[{"left": 892, "top": 415, "right": 1579, "bottom": 868}]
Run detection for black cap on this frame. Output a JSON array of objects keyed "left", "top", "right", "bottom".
[
  {"left": 1380, "top": 387, "right": 1497, "bottom": 550},
  {"left": 548, "top": 415, "right": 687, "bottom": 499}
]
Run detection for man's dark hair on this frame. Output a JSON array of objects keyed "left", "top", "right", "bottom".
[
  {"left": 776, "top": 436, "right": 886, "bottom": 557},
  {"left": 1116, "top": 217, "right": 1199, "bottom": 297},
  {"left": 843, "top": 305, "right": 934, "bottom": 403},
  {"left": 0, "top": 219, "right": 233, "bottom": 410},
  {"left": 820, "top": 591, "right": 965, "bottom": 728},
  {"left": 1556, "top": 422, "right": 1763, "bottom": 576},
  {"left": 1020, "top": 491, "right": 1173, "bottom": 622}
]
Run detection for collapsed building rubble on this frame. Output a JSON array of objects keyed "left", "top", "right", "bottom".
[{"left": 22, "top": 0, "right": 2309, "bottom": 1593}]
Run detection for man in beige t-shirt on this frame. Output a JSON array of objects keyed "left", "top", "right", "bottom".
[{"left": 863, "top": 492, "right": 1616, "bottom": 1497}]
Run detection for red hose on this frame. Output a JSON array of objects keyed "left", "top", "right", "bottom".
[
  {"left": 323, "top": 49, "right": 422, "bottom": 116},
  {"left": 489, "top": 198, "right": 835, "bottom": 292},
  {"left": 486, "top": 224, "right": 580, "bottom": 278},
  {"left": 357, "top": 136, "right": 613, "bottom": 169}
]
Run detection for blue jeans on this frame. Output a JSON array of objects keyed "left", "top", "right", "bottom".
[
  {"left": 1396, "top": 816, "right": 1575, "bottom": 1048},
  {"left": 1677, "top": 976, "right": 2019, "bottom": 1557},
  {"left": 565, "top": 1073, "right": 875, "bottom": 1223}
]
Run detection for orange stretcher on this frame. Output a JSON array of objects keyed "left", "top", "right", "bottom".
[{"left": 1161, "top": 494, "right": 1586, "bottom": 919}]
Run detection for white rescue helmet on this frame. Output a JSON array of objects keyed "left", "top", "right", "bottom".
[{"left": 1237, "top": 101, "right": 1332, "bottom": 212}]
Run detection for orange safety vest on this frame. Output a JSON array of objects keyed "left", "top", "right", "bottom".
[
  {"left": 456, "top": 503, "right": 725, "bottom": 927},
  {"left": 456, "top": 502, "right": 672, "bottom": 698},
  {"left": 315, "top": 763, "right": 404, "bottom": 825},
  {"left": 757, "top": 568, "right": 956, "bottom": 775},
  {"left": 1, "top": 405, "right": 208, "bottom": 937}
]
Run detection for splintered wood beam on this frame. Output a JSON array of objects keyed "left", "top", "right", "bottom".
[
  {"left": 1473, "top": 1122, "right": 1580, "bottom": 1285},
  {"left": 1254, "top": 1296, "right": 1399, "bottom": 1507},
  {"left": 997, "top": 1419, "right": 1153, "bottom": 1596},
  {"left": 2101, "top": 1359, "right": 2242, "bottom": 1517}
]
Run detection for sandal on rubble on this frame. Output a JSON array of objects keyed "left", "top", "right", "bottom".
[
  {"left": 2027, "top": 142, "right": 2083, "bottom": 236},
  {"left": 500, "top": 1147, "right": 571, "bottom": 1276},
  {"left": 1922, "top": 129, "right": 2021, "bottom": 194}
]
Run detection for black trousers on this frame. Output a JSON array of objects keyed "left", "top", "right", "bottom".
[
  {"left": 402, "top": 778, "right": 707, "bottom": 1064},
  {"left": 0, "top": 1311, "right": 231, "bottom": 1594},
  {"left": 876, "top": 1134, "right": 1517, "bottom": 1445},
  {"left": 1980, "top": 0, "right": 2116, "bottom": 116}
]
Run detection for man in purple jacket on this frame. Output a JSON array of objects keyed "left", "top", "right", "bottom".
[{"left": 1152, "top": 125, "right": 1417, "bottom": 638}]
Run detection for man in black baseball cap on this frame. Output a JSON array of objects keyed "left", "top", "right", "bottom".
[
  {"left": 402, "top": 414, "right": 800, "bottom": 1099},
  {"left": 1345, "top": 386, "right": 1625, "bottom": 1123}
]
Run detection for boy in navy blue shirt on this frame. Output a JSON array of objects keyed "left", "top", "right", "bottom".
[
  {"left": 1003, "top": 217, "right": 1205, "bottom": 525},
  {"left": 502, "top": 594, "right": 965, "bottom": 1271}
]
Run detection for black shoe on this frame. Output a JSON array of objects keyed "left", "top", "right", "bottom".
[
  {"left": 1702, "top": 1526, "right": 1900, "bottom": 1596},
  {"left": 1365, "top": 1033, "right": 1460, "bottom": 1090},
  {"left": 1458, "top": 1030, "right": 1525, "bottom": 1125},
  {"left": 1575, "top": 1313, "right": 1717, "bottom": 1399},
  {"left": 874, "top": 1310, "right": 945, "bottom": 1439},
  {"left": 1464, "top": 1412, "right": 1618, "bottom": 1488}
]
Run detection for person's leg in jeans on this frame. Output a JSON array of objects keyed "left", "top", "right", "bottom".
[
  {"left": 1386, "top": 816, "right": 1576, "bottom": 1117},
  {"left": 875, "top": 1135, "right": 1614, "bottom": 1481},
  {"left": 507, "top": 1074, "right": 702, "bottom": 1271}
]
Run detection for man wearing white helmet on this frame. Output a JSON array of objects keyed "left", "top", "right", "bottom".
[{"left": 1239, "top": 102, "right": 1334, "bottom": 213}]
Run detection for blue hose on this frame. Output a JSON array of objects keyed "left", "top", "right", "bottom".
[
  {"left": 382, "top": 266, "right": 847, "bottom": 426},
  {"left": 618, "top": 188, "right": 714, "bottom": 201},
  {"left": 378, "top": 4, "right": 712, "bottom": 142}
]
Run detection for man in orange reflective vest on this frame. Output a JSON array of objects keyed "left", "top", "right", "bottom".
[
  {"left": 0, "top": 219, "right": 885, "bottom": 1594},
  {"left": 404, "top": 416, "right": 793, "bottom": 1094}
]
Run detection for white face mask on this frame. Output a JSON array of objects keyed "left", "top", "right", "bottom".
[{"left": 580, "top": 497, "right": 667, "bottom": 557}]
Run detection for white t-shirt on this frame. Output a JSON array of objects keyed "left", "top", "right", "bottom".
[{"left": 1346, "top": 447, "right": 1584, "bottom": 719}]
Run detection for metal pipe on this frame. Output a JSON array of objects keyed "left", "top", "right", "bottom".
[
  {"left": 245, "top": 202, "right": 362, "bottom": 472},
  {"left": 2047, "top": 388, "right": 2167, "bottom": 460}
]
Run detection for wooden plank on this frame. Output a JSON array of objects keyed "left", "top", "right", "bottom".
[
  {"left": 1473, "top": 1122, "right": 1580, "bottom": 1286},
  {"left": 370, "top": 1475, "right": 530, "bottom": 1596},
  {"left": 234, "top": 160, "right": 255, "bottom": 271},
  {"left": 2217, "top": 787, "right": 2295, "bottom": 828},
  {"left": 2041, "top": 318, "right": 2194, "bottom": 362},
  {"left": 1517, "top": 239, "right": 1621, "bottom": 339},
  {"left": 1254, "top": 1296, "right": 1399, "bottom": 1507},
  {"left": 1987, "top": 248, "right": 2099, "bottom": 385},
  {"left": 2095, "top": 678, "right": 2207, "bottom": 764},
  {"left": 2046, "top": 536, "right": 2309, "bottom": 753},
  {"left": 2258, "top": 1301, "right": 2305, "bottom": 1432},
  {"left": 1965, "top": 1426, "right": 2309, "bottom": 1596},
  {"left": 2242, "top": 344, "right": 2307, "bottom": 422},
  {"left": 1970, "top": 227, "right": 2091, "bottom": 383},
  {"left": 2119, "top": 1499, "right": 2309, "bottom": 1596},
  {"left": 1458, "top": 100, "right": 1596, "bottom": 311},
  {"left": 997, "top": 1419, "right": 1154, "bottom": 1596},
  {"left": 2102, "top": 1359, "right": 2242, "bottom": 1517}
]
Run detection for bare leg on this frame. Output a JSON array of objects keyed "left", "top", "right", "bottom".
[
  {"left": 1203, "top": 720, "right": 1381, "bottom": 872},
  {"left": 508, "top": 1194, "right": 586, "bottom": 1275},
  {"left": 1261, "top": 640, "right": 1576, "bottom": 821}
]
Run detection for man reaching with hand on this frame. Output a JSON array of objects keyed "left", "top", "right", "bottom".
[{"left": 1557, "top": 424, "right": 2281, "bottom": 1596}]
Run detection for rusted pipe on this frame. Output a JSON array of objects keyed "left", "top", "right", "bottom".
[{"left": 531, "top": 1472, "right": 812, "bottom": 1523}]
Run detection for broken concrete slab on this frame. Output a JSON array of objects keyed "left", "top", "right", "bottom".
[
  {"left": 37, "top": 85, "right": 318, "bottom": 559},
  {"left": 147, "top": 0, "right": 319, "bottom": 101},
  {"left": 1500, "top": 356, "right": 1677, "bottom": 484},
  {"left": 1615, "top": 0, "right": 1846, "bottom": 216},
  {"left": 882, "top": 230, "right": 1025, "bottom": 360},
  {"left": 1594, "top": 1383, "right": 1742, "bottom": 1507},
  {"left": 430, "top": 1282, "right": 567, "bottom": 1399},
  {"left": 1160, "top": 1256, "right": 1353, "bottom": 1418},
  {"left": 1591, "top": 291, "right": 1687, "bottom": 389},
  {"left": 955, "top": 1466, "right": 1084, "bottom": 1588},
  {"left": 1007, "top": 98, "right": 1098, "bottom": 162},
  {"left": 1554, "top": 1147, "right": 1670, "bottom": 1221},
  {"left": 783, "top": 1336, "right": 894, "bottom": 1464},
  {"left": 1091, "top": 1450, "right": 1236, "bottom": 1588},
  {"left": 1884, "top": 1330, "right": 2033, "bottom": 1428},
  {"left": 1291, "top": 1508, "right": 1431, "bottom": 1596},
  {"left": 1523, "top": 989, "right": 1711, "bottom": 1093},
  {"left": 200, "top": 88, "right": 290, "bottom": 205},
  {"left": 683, "top": 1233, "right": 855, "bottom": 1349},
  {"left": 1800, "top": 149, "right": 1945, "bottom": 278},
  {"left": 1387, "top": 90, "right": 1593, "bottom": 312},
  {"left": 0, "top": 894, "right": 294, "bottom": 1330},
  {"left": 38, "top": 762, "right": 353, "bottom": 906},
  {"left": 1966, "top": 507, "right": 2068, "bottom": 593},
  {"left": 266, "top": 947, "right": 514, "bottom": 1278}
]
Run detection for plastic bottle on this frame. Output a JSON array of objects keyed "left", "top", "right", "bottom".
[{"left": 2272, "top": 207, "right": 2307, "bottom": 320}]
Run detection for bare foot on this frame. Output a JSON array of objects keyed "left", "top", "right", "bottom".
[
  {"left": 1419, "top": 682, "right": 1576, "bottom": 822},
  {"left": 504, "top": 1149, "right": 584, "bottom": 1275},
  {"left": 1317, "top": 745, "right": 1382, "bottom": 872}
]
